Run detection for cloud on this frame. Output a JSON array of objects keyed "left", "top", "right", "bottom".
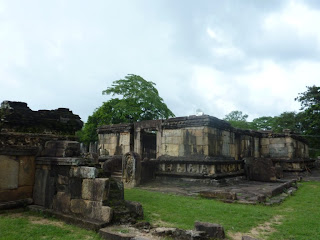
[{"left": 0, "top": 0, "right": 319, "bottom": 123}]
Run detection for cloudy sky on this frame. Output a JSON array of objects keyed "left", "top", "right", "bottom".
[{"left": 0, "top": 0, "right": 319, "bottom": 122}]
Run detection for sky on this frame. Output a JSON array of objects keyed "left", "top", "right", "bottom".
[{"left": 0, "top": 0, "right": 319, "bottom": 122}]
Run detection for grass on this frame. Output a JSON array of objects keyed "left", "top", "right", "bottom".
[
  {"left": 125, "top": 181, "right": 320, "bottom": 240},
  {"left": 0, "top": 182, "right": 319, "bottom": 240},
  {"left": 0, "top": 210, "right": 101, "bottom": 240}
]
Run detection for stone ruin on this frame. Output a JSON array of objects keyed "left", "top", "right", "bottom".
[
  {"left": 98, "top": 115, "right": 314, "bottom": 186},
  {"left": 0, "top": 101, "right": 143, "bottom": 231},
  {"left": 0, "top": 101, "right": 317, "bottom": 239}
]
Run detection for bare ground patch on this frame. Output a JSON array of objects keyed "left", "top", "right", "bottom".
[{"left": 229, "top": 215, "right": 283, "bottom": 240}]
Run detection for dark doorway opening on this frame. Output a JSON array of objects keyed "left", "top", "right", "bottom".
[{"left": 141, "top": 130, "right": 157, "bottom": 159}]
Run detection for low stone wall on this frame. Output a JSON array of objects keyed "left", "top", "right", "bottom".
[
  {"left": 0, "top": 147, "right": 37, "bottom": 202},
  {"left": 154, "top": 156, "right": 244, "bottom": 180},
  {"left": 33, "top": 142, "right": 115, "bottom": 223}
]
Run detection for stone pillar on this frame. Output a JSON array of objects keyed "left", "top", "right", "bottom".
[{"left": 122, "top": 152, "right": 141, "bottom": 188}]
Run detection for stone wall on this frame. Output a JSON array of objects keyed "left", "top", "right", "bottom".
[
  {"left": 33, "top": 141, "right": 114, "bottom": 223},
  {"left": 0, "top": 132, "right": 76, "bottom": 203},
  {"left": 0, "top": 101, "right": 83, "bottom": 135},
  {"left": 0, "top": 147, "right": 36, "bottom": 202},
  {"left": 97, "top": 115, "right": 312, "bottom": 182}
]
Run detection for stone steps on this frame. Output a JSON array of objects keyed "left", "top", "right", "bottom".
[{"left": 28, "top": 205, "right": 109, "bottom": 231}]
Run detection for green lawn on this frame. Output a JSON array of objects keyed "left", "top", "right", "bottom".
[
  {"left": 0, "top": 210, "right": 101, "bottom": 240},
  {"left": 0, "top": 182, "right": 319, "bottom": 240},
  {"left": 125, "top": 182, "right": 320, "bottom": 240}
]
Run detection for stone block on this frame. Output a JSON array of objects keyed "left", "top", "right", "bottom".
[
  {"left": 70, "top": 166, "right": 98, "bottom": 179},
  {"left": 194, "top": 221, "right": 225, "bottom": 239},
  {"left": 125, "top": 200, "right": 144, "bottom": 219},
  {"left": 0, "top": 155, "right": 19, "bottom": 190},
  {"left": 69, "top": 177, "right": 83, "bottom": 198},
  {"left": 199, "top": 190, "right": 237, "bottom": 200},
  {"left": 52, "top": 192, "right": 71, "bottom": 213},
  {"left": 270, "top": 138, "right": 285, "bottom": 144},
  {"left": 100, "top": 206, "right": 113, "bottom": 222},
  {"left": 33, "top": 168, "right": 48, "bottom": 206},
  {"left": 18, "top": 156, "right": 35, "bottom": 187},
  {"left": 82, "top": 178, "right": 109, "bottom": 201},
  {"left": 57, "top": 174, "right": 69, "bottom": 185},
  {"left": 0, "top": 186, "right": 33, "bottom": 202},
  {"left": 70, "top": 199, "right": 87, "bottom": 214},
  {"left": 245, "top": 158, "right": 278, "bottom": 182}
]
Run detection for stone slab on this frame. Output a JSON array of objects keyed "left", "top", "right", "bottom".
[
  {"left": 0, "top": 155, "right": 19, "bottom": 189},
  {"left": 194, "top": 221, "right": 225, "bottom": 239},
  {"left": 28, "top": 205, "right": 108, "bottom": 231},
  {"left": 99, "top": 227, "right": 134, "bottom": 240},
  {"left": 18, "top": 156, "right": 35, "bottom": 187},
  {"left": 70, "top": 166, "right": 98, "bottom": 179},
  {"left": 0, "top": 198, "right": 33, "bottom": 210},
  {"left": 0, "top": 186, "right": 33, "bottom": 202},
  {"left": 82, "top": 178, "right": 110, "bottom": 201},
  {"left": 52, "top": 192, "right": 71, "bottom": 213}
]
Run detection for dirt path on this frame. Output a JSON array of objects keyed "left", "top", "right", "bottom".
[{"left": 229, "top": 215, "right": 283, "bottom": 240}]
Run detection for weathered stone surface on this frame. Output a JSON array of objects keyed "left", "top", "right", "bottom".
[
  {"left": 42, "top": 141, "right": 81, "bottom": 157},
  {"left": 18, "top": 156, "right": 35, "bottom": 187},
  {"left": 0, "top": 186, "right": 33, "bottom": 202},
  {"left": 0, "top": 198, "right": 33, "bottom": 210},
  {"left": 70, "top": 199, "right": 87, "bottom": 214},
  {"left": 100, "top": 206, "right": 113, "bottom": 222},
  {"left": 52, "top": 192, "right": 71, "bottom": 213},
  {"left": 78, "top": 200, "right": 113, "bottom": 223},
  {"left": 33, "top": 168, "right": 49, "bottom": 206},
  {"left": 125, "top": 200, "right": 143, "bottom": 219},
  {"left": 154, "top": 227, "right": 209, "bottom": 240},
  {"left": 69, "top": 177, "right": 82, "bottom": 198},
  {"left": 245, "top": 158, "right": 278, "bottom": 182},
  {"left": 122, "top": 152, "right": 141, "bottom": 188},
  {"left": 242, "top": 236, "right": 260, "bottom": 240},
  {"left": 57, "top": 174, "right": 69, "bottom": 185},
  {"left": 70, "top": 166, "right": 98, "bottom": 179},
  {"left": 99, "top": 227, "right": 134, "bottom": 240},
  {"left": 199, "top": 190, "right": 237, "bottom": 200},
  {"left": 0, "top": 101, "right": 83, "bottom": 134},
  {"left": 82, "top": 178, "right": 109, "bottom": 201},
  {"left": 194, "top": 221, "right": 225, "bottom": 239},
  {"left": 0, "top": 155, "right": 19, "bottom": 189}
]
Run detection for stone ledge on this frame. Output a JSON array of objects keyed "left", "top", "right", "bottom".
[
  {"left": 155, "top": 170, "right": 244, "bottom": 179},
  {"left": 27, "top": 205, "right": 109, "bottom": 231},
  {"left": 36, "top": 157, "right": 86, "bottom": 166},
  {"left": 0, "top": 198, "right": 33, "bottom": 210},
  {"left": 0, "top": 147, "right": 38, "bottom": 156}
]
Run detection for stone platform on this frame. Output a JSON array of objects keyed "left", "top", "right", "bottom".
[{"left": 137, "top": 177, "right": 302, "bottom": 205}]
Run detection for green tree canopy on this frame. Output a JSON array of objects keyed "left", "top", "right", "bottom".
[
  {"left": 77, "top": 74, "right": 175, "bottom": 144},
  {"left": 224, "top": 110, "right": 250, "bottom": 129},
  {"left": 295, "top": 85, "right": 320, "bottom": 156},
  {"left": 251, "top": 116, "right": 275, "bottom": 131}
]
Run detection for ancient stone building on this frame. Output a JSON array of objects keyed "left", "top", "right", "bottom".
[{"left": 98, "top": 115, "right": 313, "bottom": 185}]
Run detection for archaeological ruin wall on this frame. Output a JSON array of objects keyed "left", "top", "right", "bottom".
[{"left": 98, "top": 115, "right": 313, "bottom": 184}]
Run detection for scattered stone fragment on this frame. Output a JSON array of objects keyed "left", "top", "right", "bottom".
[{"left": 194, "top": 221, "right": 225, "bottom": 239}]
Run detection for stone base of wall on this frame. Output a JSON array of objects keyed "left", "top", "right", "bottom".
[
  {"left": 273, "top": 158, "right": 315, "bottom": 172},
  {"left": 152, "top": 155, "right": 244, "bottom": 180}
]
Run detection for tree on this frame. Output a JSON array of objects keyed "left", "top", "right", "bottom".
[
  {"left": 251, "top": 116, "right": 275, "bottom": 131},
  {"left": 272, "top": 112, "right": 303, "bottom": 133},
  {"left": 295, "top": 85, "right": 320, "bottom": 156},
  {"left": 224, "top": 110, "right": 250, "bottom": 129},
  {"left": 77, "top": 74, "right": 175, "bottom": 144}
]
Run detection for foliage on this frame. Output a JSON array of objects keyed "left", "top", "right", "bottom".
[
  {"left": 250, "top": 116, "right": 275, "bottom": 131},
  {"left": 295, "top": 85, "right": 320, "bottom": 156},
  {"left": 77, "top": 74, "right": 174, "bottom": 144},
  {"left": 224, "top": 110, "right": 251, "bottom": 129},
  {"left": 125, "top": 182, "right": 320, "bottom": 239},
  {"left": 0, "top": 210, "right": 101, "bottom": 240}
]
